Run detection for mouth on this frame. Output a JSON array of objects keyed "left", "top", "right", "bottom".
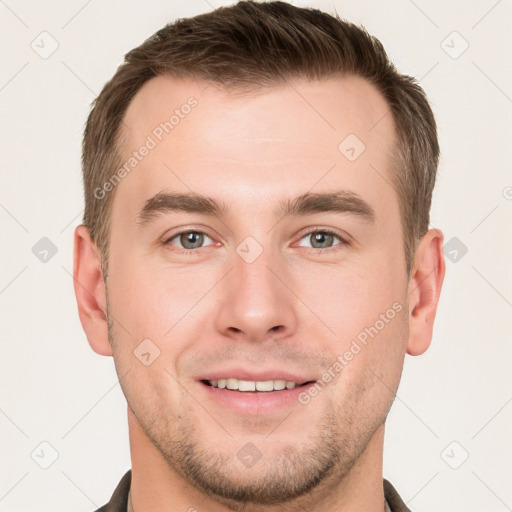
[
  {"left": 201, "top": 378, "right": 315, "bottom": 392},
  {"left": 198, "top": 371, "right": 318, "bottom": 414}
]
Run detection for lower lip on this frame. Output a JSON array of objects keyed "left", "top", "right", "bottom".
[{"left": 199, "top": 382, "right": 313, "bottom": 415}]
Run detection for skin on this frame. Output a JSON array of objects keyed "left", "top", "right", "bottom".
[{"left": 74, "top": 75, "right": 445, "bottom": 512}]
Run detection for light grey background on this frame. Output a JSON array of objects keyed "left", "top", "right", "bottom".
[{"left": 1, "top": 1, "right": 511, "bottom": 511}]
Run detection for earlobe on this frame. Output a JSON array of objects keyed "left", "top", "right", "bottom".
[
  {"left": 73, "top": 225, "right": 113, "bottom": 356},
  {"left": 406, "top": 229, "right": 446, "bottom": 356}
]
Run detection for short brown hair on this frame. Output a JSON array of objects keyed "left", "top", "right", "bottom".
[{"left": 82, "top": 0, "right": 439, "bottom": 275}]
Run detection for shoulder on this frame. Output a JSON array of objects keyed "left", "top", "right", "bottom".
[
  {"left": 93, "top": 470, "right": 132, "bottom": 512},
  {"left": 384, "top": 479, "right": 412, "bottom": 512}
]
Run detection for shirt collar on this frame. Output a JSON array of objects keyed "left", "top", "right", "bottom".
[{"left": 127, "top": 490, "right": 394, "bottom": 511}]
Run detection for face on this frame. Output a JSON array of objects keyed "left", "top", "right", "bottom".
[{"left": 106, "top": 76, "right": 409, "bottom": 505}]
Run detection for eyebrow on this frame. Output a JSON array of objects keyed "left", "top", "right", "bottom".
[{"left": 136, "top": 190, "right": 375, "bottom": 225}]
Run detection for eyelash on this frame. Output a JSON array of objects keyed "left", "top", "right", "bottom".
[{"left": 163, "top": 228, "right": 349, "bottom": 255}]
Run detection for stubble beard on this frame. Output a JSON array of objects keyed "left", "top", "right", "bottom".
[
  {"left": 105, "top": 293, "right": 389, "bottom": 509},
  {"left": 131, "top": 405, "right": 364, "bottom": 509}
]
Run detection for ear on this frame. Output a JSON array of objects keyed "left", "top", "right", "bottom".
[
  {"left": 406, "top": 228, "right": 446, "bottom": 356},
  {"left": 73, "top": 225, "right": 113, "bottom": 356}
]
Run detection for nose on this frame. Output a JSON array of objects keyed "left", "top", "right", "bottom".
[{"left": 214, "top": 249, "right": 298, "bottom": 343}]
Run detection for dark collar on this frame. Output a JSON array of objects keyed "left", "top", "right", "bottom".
[
  {"left": 384, "top": 479, "right": 411, "bottom": 512},
  {"left": 94, "top": 471, "right": 410, "bottom": 512}
]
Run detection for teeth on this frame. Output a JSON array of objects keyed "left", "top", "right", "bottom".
[
  {"left": 238, "top": 380, "right": 256, "bottom": 392},
  {"left": 226, "top": 378, "right": 238, "bottom": 390},
  {"left": 255, "top": 380, "right": 274, "bottom": 392},
  {"left": 208, "top": 378, "right": 299, "bottom": 392},
  {"left": 273, "top": 380, "right": 286, "bottom": 390}
]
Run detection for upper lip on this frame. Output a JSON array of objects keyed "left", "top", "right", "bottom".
[{"left": 199, "top": 369, "right": 317, "bottom": 385}]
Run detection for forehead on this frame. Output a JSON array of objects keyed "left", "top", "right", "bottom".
[
  {"left": 122, "top": 74, "right": 394, "bottom": 147},
  {"left": 115, "top": 75, "right": 397, "bottom": 218}
]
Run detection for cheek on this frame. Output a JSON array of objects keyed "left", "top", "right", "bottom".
[
  {"left": 107, "top": 252, "right": 187, "bottom": 334},
  {"left": 327, "top": 305, "right": 408, "bottom": 428},
  {"left": 109, "top": 278, "right": 172, "bottom": 341},
  {"left": 296, "top": 261, "right": 406, "bottom": 348},
  {"left": 106, "top": 254, "right": 223, "bottom": 370}
]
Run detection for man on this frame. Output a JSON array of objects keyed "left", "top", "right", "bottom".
[{"left": 73, "top": 1, "right": 445, "bottom": 511}]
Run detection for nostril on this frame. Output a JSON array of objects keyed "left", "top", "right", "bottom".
[{"left": 271, "top": 325, "right": 284, "bottom": 332}]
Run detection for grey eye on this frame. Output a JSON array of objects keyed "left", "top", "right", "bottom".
[
  {"left": 297, "top": 231, "right": 341, "bottom": 249},
  {"left": 170, "top": 231, "right": 213, "bottom": 249}
]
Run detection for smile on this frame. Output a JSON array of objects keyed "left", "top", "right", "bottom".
[{"left": 205, "top": 378, "right": 311, "bottom": 392}]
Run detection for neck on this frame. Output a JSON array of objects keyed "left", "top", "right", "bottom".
[{"left": 127, "top": 406, "right": 387, "bottom": 512}]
